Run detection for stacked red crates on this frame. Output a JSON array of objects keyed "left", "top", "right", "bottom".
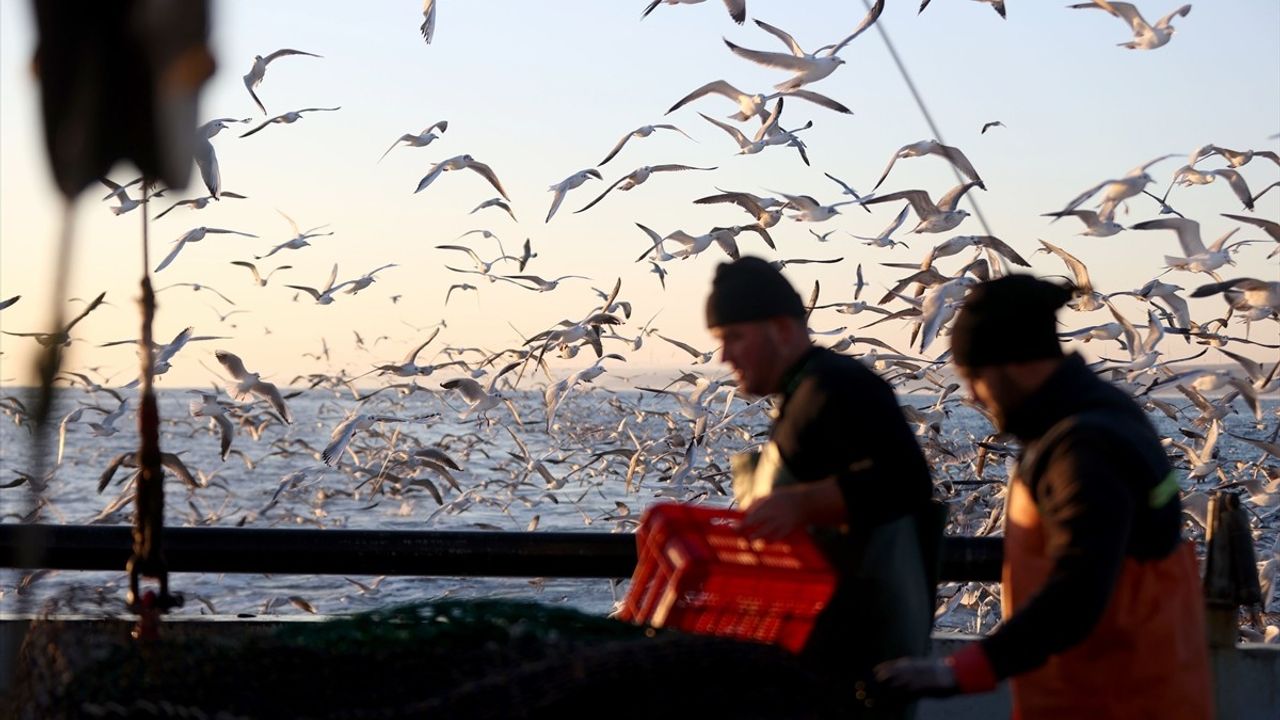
[{"left": 618, "top": 502, "right": 836, "bottom": 653}]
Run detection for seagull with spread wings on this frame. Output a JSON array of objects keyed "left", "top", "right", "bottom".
[
  {"left": 861, "top": 181, "right": 982, "bottom": 233},
  {"left": 634, "top": 223, "right": 679, "bottom": 263},
  {"left": 1051, "top": 154, "right": 1174, "bottom": 223},
  {"left": 189, "top": 391, "right": 236, "bottom": 462},
  {"left": 1220, "top": 213, "right": 1279, "bottom": 258},
  {"left": 698, "top": 110, "right": 774, "bottom": 157},
  {"left": 500, "top": 274, "right": 591, "bottom": 293},
  {"left": 515, "top": 238, "right": 537, "bottom": 271},
  {"left": 852, "top": 205, "right": 912, "bottom": 248},
  {"left": 156, "top": 283, "right": 236, "bottom": 305},
  {"left": 230, "top": 261, "right": 291, "bottom": 287},
  {"left": 440, "top": 363, "right": 521, "bottom": 420},
  {"left": 822, "top": 172, "right": 872, "bottom": 211},
  {"left": 98, "top": 178, "right": 164, "bottom": 216},
  {"left": 545, "top": 354, "right": 627, "bottom": 433},
  {"left": 368, "top": 329, "right": 454, "bottom": 378},
  {"left": 698, "top": 97, "right": 810, "bottom": 160},
  {"left": 1132, "top": 218, "right": 1256, "bottom": 274},
  {"left": 1041, "top": 209, "right": 1125, "bottom": 237},
  {"left": 575, "top": 164, "right": 716, "bottom": 214},
  {"left": 656, "top": 333, "right": 718, "bottom": 365},
  {"left": 322, "top": 412, "right": 438, "bottom": 467},
  {"left": 662, "top": 227, "right": 752, "bottom": 261},
  {"left": 2, "top": 292, "right": 106, "bottom": 348},
  {"left": 721, "top": 7, "right": 884, "bottom": 91},
  {"left": 1068, "top": 1, "right": 1192, "bottom": 50},
  {"left": 154, "top": 191, "right": 247, "bottom": 220},
  {"left": 98, "top": 451, "right": 198, "bottom": 493},
  {"left": 436, "top": 245, "right": 518, "bottom": 279},
  {"left": 598, "top": 124, "right": 695, "bottom": 166},
  {"left": 256, "top": 234, "right": 321, "bottom": 260},
  {"left": 641, "top": 0, "right": 746, "bottom": 24},
  {"left": 666, "top": 79, "right": 852, "bottom": 120},
  {"left": 243, "top": 49, "right": 323, "bottom": 114},
  {"left": 342, "top": 264, "right": 397, "bottom": 295},
  {"left": 99, "top": 176, "right": 141, "bottom": 202},
  {"left": 1191, "top": 278, "right": 1280, "bottom": 315},
  {"left": 471, "top": 197, "right": 518, "bottom": 222},
  {"left": 285, "top": 264, "right": 353, "bottom": 305},
  {"left": 694, "top": 190, "right": 783, "bottom": 229},
  {"left": 771, "top": 191, "right": 864, "bottom": 223},
  {"left": 1193, "top": 144, "right": 1280, "bottom": 169},
  {"left": 648, "top": 260, "right": 669, "bottom": 290},
  {"left": 155, "top": 226, "right": 259, "bottom": 273},
  {"left": 378, "top": 120, "right": 448, "bottom": 162},
  {"left": 923, "top": 234, "right": 1030, "bottom": 270},
  {"left": 546, "top": 169, "right": 603, "bottom": 222},
  {"left": 240, "top": 107, "right": 340, "bottom": 138},
  {"left": 101, "top": 326, "right": 228, "bottom": 380},
  {"left": 871, "top": 139, "right": 985, "bottom": 192},
  {"left": 1036, "top": 239, "right": 1104, "bottom": 311},
  {"left": 415, "top": 154, "right": 510, "bottom": 201},
  {"left": 445, "top": 283, "right": 478, "bottom": 306},
  {"left": 1114, "top": 278, "right": 1191, "bottom": 333},
  {"left": 215, "top": 350, "right": 291, "bottom": 423}
]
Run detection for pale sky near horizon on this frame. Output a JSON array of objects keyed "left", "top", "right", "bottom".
[{"left": 0, "top": 1, "right": 1277, "bottom": 390}]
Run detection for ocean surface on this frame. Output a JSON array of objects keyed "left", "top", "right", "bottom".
[{"left": 1, "top": 386, "right": 1276, "bottom": 635}]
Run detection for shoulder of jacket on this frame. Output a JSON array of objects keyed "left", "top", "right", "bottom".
[{"left": 1019, "top": 411, "right": 1127, "bottom": 486}]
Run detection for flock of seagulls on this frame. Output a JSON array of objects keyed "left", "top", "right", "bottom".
[{"left": 2, "top": 3, "right": 1277, "bottom": 637}]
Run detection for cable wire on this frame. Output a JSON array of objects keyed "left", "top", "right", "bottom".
[{"left": 862, "top": 0, "right": 998, "bottom": 241}]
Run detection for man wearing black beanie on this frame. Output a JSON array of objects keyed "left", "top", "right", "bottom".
[
  {"left": 706, "top": 257, "right": 939, "bottom": 719},
  {"left": 876, "top": 275, "right": 1212, "bottom": 719}
]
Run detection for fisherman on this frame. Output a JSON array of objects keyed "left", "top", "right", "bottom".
[
  {"left": 706, "top": 257, "right": 939, "bottom": 719},
  {"left": 874, "top": 275, "right": 1213, "bottom": 719}
]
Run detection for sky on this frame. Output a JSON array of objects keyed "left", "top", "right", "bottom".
[{"left": 0, "top": 0, "right": 1277, "bottom": 389}]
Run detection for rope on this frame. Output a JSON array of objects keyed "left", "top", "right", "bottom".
[{"left": 128, "top": 181, "right": 181, "bottom": 620}]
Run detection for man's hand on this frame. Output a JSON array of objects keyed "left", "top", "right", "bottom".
[
  {"left": 741, "top": 483, "right": 813, "bottom": 540},
  {"left": 873, "top": 656, "right": 959, "bottom": 699}
]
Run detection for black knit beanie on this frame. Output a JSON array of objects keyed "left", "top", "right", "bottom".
[
  {"left": 950, "top": 275, "right": 1072, "bottom": 368},
  {"left": 705, "top": 256, "right": 805, "bottom": 328}
]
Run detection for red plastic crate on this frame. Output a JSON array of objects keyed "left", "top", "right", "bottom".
[{"left": 618, "top": 502, "right": 836, "bottom": 653}]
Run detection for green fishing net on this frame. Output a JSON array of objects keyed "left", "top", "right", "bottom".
[{"left": 6, "top": 600, "right": 836, "bottom": 719}]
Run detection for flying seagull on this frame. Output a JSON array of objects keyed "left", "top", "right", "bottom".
[
  {"left": 575, "top": 164, "right": 716, "bottom": 214},
  {"left": 719, "top": 8, "right": 885, "bottom": 92},
  {"left": 641, "top": 0, "right": 746, "bottom": 25},
  {"left": 240, "top": 107, "right": 341, "bottom": 138},
  {"left": 378, "top": 120, "right": 448, "bottom": 162},
  {"left": 242, "top": 49, "right": 323, "bottom": 114},
  {"left": 1068, "top": 1, "right": 1192, "bottom": 50},
  {"left": 415, "top": 154, "right": 510, "bottom": 201}
]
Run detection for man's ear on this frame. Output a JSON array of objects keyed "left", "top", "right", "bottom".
[
  {"left": 761, "top": 317, "right": 784, "bottom": 345},
  {"left": 772, "top": 315, "right": 805, "bottom": 344}
]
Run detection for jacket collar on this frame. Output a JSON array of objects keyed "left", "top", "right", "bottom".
[
  {"left": 778, "top": 345, "right": 821, "bottom": 397},
  {"left": 1002, "top": 354, "right": 1101, "bottom": 442}
]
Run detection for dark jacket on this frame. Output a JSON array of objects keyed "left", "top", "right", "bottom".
[
  {"left": 772, "top": 346, "right": 934, "bottom": 530},
  {"left": 770, "top": 346, "right": 937, "bottom": 704},
  {"left": 980, "top": 353, "right": 1182, "bottom": 679}
]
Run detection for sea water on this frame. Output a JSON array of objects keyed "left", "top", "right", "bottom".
[{"left": 1, "top": 387, "right": 1275, "bottom": 629}]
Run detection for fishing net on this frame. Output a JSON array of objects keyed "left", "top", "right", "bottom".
[{"left": 6, "top": 599, "right": 840, "bottom": 719}]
